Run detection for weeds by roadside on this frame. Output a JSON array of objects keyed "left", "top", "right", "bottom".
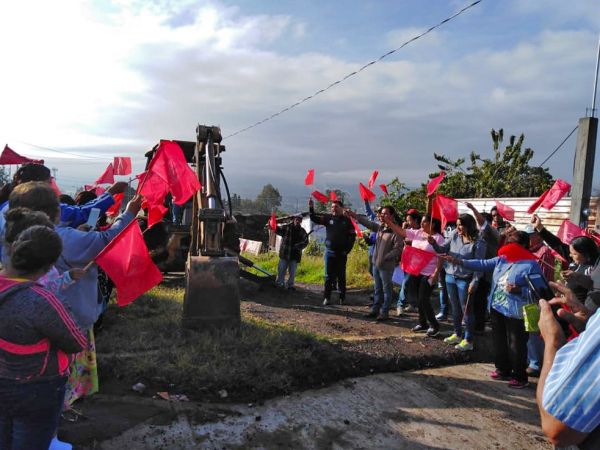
[
  {"left": 97, "top": 287, "right": 357, "bottom": 402},
  {"left": 242, "top": 244, "right": 372, "bottom": 288}
]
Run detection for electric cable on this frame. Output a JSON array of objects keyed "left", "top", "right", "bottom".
[{"left": 223, "top": 0, "right": 484, "bottom": 140}]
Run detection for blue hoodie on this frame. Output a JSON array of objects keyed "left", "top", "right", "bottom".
[
  {"left": 461, "top": 256, "right": 544, "bottom": 319},
  {"left": 55, "top": 211, "right": 136, "bottom": 329}
]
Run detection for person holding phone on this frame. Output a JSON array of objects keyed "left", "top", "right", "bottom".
[{"left": 444, "top": 230, "right": 544, "bottom": 388}]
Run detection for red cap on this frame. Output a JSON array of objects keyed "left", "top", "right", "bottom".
[{"left": 407, "top": 209, "right": 419, "bottom": 215}]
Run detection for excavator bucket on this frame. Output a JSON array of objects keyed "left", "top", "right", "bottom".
[{"left": 182, "top": 255, "right": 240, "bottom": 329}]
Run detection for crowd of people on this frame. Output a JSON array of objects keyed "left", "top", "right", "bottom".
[
  {"left": 0, "top": 163, "right": 141, "bottom": 449},
  {"left": 269, "top": 194, "right": 599, "bottom": 447},
  {"left": 0, "top": 160, "right": 598, "bottom": 449}
]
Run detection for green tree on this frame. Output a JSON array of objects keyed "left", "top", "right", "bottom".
[
  {"left": 379, "top": 178, "right": 427, "bottom": 217},
  {"left": 433, "top": 129, "right": 553, "bottom": 198},
  {"left": 0, "top": 167, "right": 9, "bottom": 185},
  {"left": 254, "top": 184, "right": 282, "bottom": 213}
]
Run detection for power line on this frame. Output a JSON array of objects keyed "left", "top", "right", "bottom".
[
  {"left": 11, "top": 140, "right": 113, "bottom": 161},
  {"left": 223, "top": 0, "right": 484, "bottom": 140},
  {"left": 537, "top": 125, "right": 578, "bottom": 167}
]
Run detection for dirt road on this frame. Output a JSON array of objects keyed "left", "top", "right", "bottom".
[
  {"left": 85, "top": 363, "right": 550, "bottom": 449},
  {"left": 60, "top": 282, "right": 550, "bottom": 449}
]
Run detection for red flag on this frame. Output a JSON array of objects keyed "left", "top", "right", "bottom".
[
  {"left": 349, "top": 217, "right": 363, "bottom": 238},
  {"left": 586, "top": 230, "right": 600, "bottom": 246},
  {"left": 95, "top": 220, "right": 163, "bottom": 306},
  {"left": 329, "top": 191, "right": 338, "bottom": 201},
  {"left": 49, "top": 177, "right": 61, "bottom": 196},
  {"left": 358, "top": 183, "right": 376, "bottom": 202},
  {"left": 94, "top": 186, "right": 106, "bottom": 196},
  {"left": 541, "top": 179, "right": 571, "bottom": 210},
  {"left": 0, "top": 144, "right": 44, "bottom": 164},
  {"left": 113, "top": 157, "right": 132, "bottom": 175},
  {"left": 494, "top": 200, "right": 515, "bottom": 221},
  {"left": 269, "top": 211, "right": 277, "bottom": 231},
  {"left": 367, "top": 170, "right": 379, "bottom": 189},
  {"left": 379, "top": 184, "right": 388, "bottom": 196},
  {"left": 106, "top": 193, "right": 124, "bottom": 217},
  {"left": 304, "top": 169, "right": 315, "bottom": 186},
  {"left": 401, "top": 245, "right": 436, "bottom": 276},
  {"left": 311, "top": 190, "right": 329, "bottom": 204},
  {"left": 431, "top": 194, "right": 458, "bottom": 230},
  {"left": 556, "top": 219, "right": 586, "bottom": 245},
  {"left": 95, "top": 163, "right": 115, "bottom": 185},
  {"left": 148, "top": 204, "right": 168, "bottom": 228},
  {"left": 528, "top": 179, "right": 571, "bottom": 213},
  {"left": 426, "top": 172, "right": 445, "bottom": 196},
  {"left": 146, "top": 141, "right": 201, "bottom": 205},
  {"left": 138, "top": 170, "right": 168, "bottom": 206}
]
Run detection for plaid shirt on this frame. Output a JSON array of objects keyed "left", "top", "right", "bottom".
[{"left": 276, "top": 223, "right": 308, "bottom": 262}]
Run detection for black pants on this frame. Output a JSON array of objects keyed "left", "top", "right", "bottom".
[
  {"left": 473, "top": 278, "right": 491, "bottom": 333},
  {"left": 324, "top": 250, "right": 347, "bottom": 300},
  {"left": 408, "top": 274, "right": 439, "bottom": 329},
  {"left": 490, "top": 308, "right": 529, "bottom": 382}
]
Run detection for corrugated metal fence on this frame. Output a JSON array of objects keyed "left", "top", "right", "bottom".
[{"left": 457, "top": 197, "right": 599, "bottom": 234}]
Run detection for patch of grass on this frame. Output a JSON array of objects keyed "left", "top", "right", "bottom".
[
  {"left": 243, "top": 243, "right": 372, "bottom": 289},
  {"left": 97, "top": 288, "right": 357, "bottom": 401}
]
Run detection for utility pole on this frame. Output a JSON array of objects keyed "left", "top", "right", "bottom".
[{"left": 570, "top": 35, "right": 600, "bottom": 228}]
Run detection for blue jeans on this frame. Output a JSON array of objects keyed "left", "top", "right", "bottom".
[
  {"left": 527, "top": 332, "right": 544, "bottom": 371},
  {"left": 445, "top": 274, "right": 474, "bottom": 342},
  {"left": 396, "top": 274, "right": 410, "bottom": 308},
  {"left": 0, "top": 376, "right": 67, "bottom": 450},
  {"left": 372, "top": 266, "right": 394, "bottom": 315},
  {"left": 277, "top": 258, "right": 298, "bottom": 288},
  {"left": 438, "top": 282, "right": 448, "bottom": 316}
]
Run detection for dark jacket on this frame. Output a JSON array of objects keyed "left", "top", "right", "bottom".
[
  {"left": 309, "top": 211, "right": 356, "bottom": 254},
  {"left": 0, "top": 277, "right": 87, "bottom": 381},
  {"left": 276, "top": 223, "right": 309, "bottom": 262}
]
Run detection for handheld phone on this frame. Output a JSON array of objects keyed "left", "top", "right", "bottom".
[
  {"left": 86, "top": 208, "right": 101, "bottom": 228},
  {"left": 525, "top": 273, "right": 554, "bottom": 300},
  {"left": 526, "top": 273, "right": 571, "bottom": 337}
]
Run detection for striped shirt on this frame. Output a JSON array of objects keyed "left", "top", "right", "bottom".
[{"left": 542, "top": 308, "right": 600, "bottom": 433}]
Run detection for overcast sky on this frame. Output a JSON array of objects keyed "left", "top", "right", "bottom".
[{"left": 0, "top": 0, "right": 599, "bottom": 208}]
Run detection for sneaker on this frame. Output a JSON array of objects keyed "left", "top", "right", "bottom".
[
  {"left": 404, "top": 305, "right": 414, "bottom": 313},
  {"left": 455, "top": 339, "right": 474, "bottom": 351},
  {"left": 490, "top": 370, "right": 510, "bottom": 380},
  {"left": 426, "top": 327, "right": 440, "bottom": 337},
  {"left": 443, "top": 333, "right": 462, "bottom": 345},
  {"left": 287, "top": 286, "right": 296, "bottom": 291},
  {"left": 508, "top": 379, "right": 529, "bottom": 389},
  {"left": 376, "top": 313, "right": 389, "bottom": 321},
  {"left": 364, "top": 311, "right": 378, "bottom": 319},
  {"left": 322, "top": 298, "right": 329, "bottom": 306},
  {"left": 50, "top": 437, "right": 73, "bottom": 450},
  {"left": 396, "top": 306, "right": 404, "bottom": 317},
  {"left": 435, "top": 312, "right": 447, "bottom": 321},
  {"left": 411, "top": 325, "right": 427, "bottom": 333},
  {"left": 526, "top": 367, "right": 540, "bottom": 378}
]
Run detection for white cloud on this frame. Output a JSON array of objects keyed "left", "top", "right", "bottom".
[{"left": 0, "top": 0, "right": 598, "bottom": 200}]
